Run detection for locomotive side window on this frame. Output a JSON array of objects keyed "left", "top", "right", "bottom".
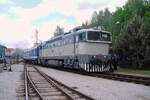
[{"left": 78, "top": 32, "right": 86, "bottom": 42}]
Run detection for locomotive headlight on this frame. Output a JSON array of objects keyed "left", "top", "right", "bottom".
[
  {"left": 104, "top": 55, "right": 106, "bottom": 58},
  {"left": 92, "top": 56, "right": 96, "bottom": 59}
]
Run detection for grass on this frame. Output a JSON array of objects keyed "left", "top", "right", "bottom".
[{"left": 116, "top": 67, "right": 150, "bottom": 76}]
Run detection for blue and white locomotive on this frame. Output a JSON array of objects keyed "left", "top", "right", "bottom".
[{"left": 24, "top": 27, "right": 113, "bottom": 72}]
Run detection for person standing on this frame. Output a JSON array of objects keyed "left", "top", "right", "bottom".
[
  {"left": 8, "top": 58, "right": 12, "bottom": 71},
  {"left": 112, "top": 53, "right": 118, "bottom": 70},
  {"left": 3, "top": 58, "right": 7, "bottom": 70}
]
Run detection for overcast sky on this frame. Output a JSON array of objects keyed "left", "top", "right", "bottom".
[{"left": 0, "top": 0, "right": 127, "bottom": 49}]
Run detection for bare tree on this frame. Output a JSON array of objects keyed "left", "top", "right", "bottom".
[
  {"left": 54, "top": 26, "right": 64, "bottom": 36},
  {"left": 12, "top": 48, "right": 24, "bottom": 63}
]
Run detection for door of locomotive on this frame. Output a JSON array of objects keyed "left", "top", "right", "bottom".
[
  {"left": 74, "top": 32, "right": 87, "bottom": 55},
  {"left": 74, "top": 34, "right": 79, "bottom": 56}
]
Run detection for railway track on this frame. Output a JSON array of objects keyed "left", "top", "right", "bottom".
[
  {"left": 24, "top": 64, "right": 94, "bottom": 100},
  {"left": 62, "top": 69, "right": 150, "bottom": 86},
  {"left": 92, "top": 72, "right": 150, "bottom": 86},
  {"left": 70, "top": 71, "right": 150, "bottom": 86},
  {"left": 40, "top": 65, "right": 150, "bottom": 86}
]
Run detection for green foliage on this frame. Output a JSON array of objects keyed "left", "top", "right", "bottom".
[
  {"left": 90, "top": 8, "right": 112, "bottom": 31},
  {"left": 117, "top": 15, "right": 144, "bottom": 68},
  {"left": 89, "top": 0, "right": 150, "bottom": 68},
  {"left": 115, "top": 0, "right": 150, "bottom": 68},
  {"left": 90, "top": 11, "right": 98, "bottom": 27}
]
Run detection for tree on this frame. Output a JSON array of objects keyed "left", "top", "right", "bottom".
[
  {"left": 117, "top": 15, "right": 144, "bottom": 67},
  {"left": 90, "top": 11, "right": 98, "bottom": 27},
  {"left": 103, "top": 8, "right": 112, "bottom": 31},
  {"left": 139, "top": 3, "right": 150, "bottom": 67},
  {"left": 90, "top": 9, "right": 112, "bottom": 31},
  {"left": 12, "top": 48, "right": 24, "bottom": 63},
  {"left": 54, "top": 26, "right": 64, "bottom": 36},
  {"left": 113, "top": 0, "right": 150, "bottom": 68},
  {"left": 81, "top": 20, "right": 90, "bottom": 28}
]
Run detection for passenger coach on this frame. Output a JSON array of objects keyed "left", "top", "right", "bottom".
[
  {"left": 0, "top": 44, "right": 6, "bottom": 63},
  {"left": 23, "top": 45, "right": 41, "bottom": 64}
]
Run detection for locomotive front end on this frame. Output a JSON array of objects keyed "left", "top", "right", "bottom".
[
  {"left": 87, "top": 29, "right": 113, "bottom": 71},
  {"left": 77, "top": 29, "right": 113, "bottom": 72}
]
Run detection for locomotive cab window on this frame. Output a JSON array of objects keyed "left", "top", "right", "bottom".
[
  {"left": 101, "top": 32, "right": 111, "bottom": 41},
  {"left": 87, "top": 31, "right": 111, "bottom": 41},
  {"left": 87, "top": 31, "right": 100, "bottom": 41}
]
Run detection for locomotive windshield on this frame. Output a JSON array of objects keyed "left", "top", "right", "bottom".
[{"left": 87, "top": 31, "right": 111, "bottom": 41}]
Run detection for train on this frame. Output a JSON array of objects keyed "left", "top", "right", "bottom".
[
  {"left": 23, "top": 27, "right": 114, "bottom": 72},
  {"left": 0, "top": 44, "right": 6, "bottom": 63}
]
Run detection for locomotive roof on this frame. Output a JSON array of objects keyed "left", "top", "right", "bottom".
[
  {"left": 45, "top": 28, "right": 111, "bottom": 44},
  {"left": 75, "top": 28, "right": 111, "bottom": 34}
]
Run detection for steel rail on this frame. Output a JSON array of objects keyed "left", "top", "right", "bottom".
[
  {"left": 27, "top": 65, "right": 77, "bottom": 100},
  {"left": 92, "top": 73, "right": 150, "bottom": 86},
  {"left": 44, "top": 74, "right": 77, "bottom": 100},
  {"left": 34, "top": 66, "right": 94, "bottom": 100},
  {"left": 43, "top": 72, "right": 94, "bottom": 100},
  {"left": 41, "top": 63, "right": 150, "bottom": 86},
  {"left": 24, "top": 64, "right": 29, "bottom": 100},
  {"left": 105, "top": 73, "right": 150, "bottom": 80},
  {"left": 26, "top": 70, "right": 43, "bottom": 100},
  {"left": 34, "top": 66, "right": 75, "bottom": 100}
]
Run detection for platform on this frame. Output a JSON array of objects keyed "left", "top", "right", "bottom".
[{"left": 0, "top": 64, "right": 24, "bottom": 100}]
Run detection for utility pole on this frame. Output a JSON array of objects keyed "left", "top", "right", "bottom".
[{"left": 34, "top": 29, "right": 39, "bottom": 46}]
